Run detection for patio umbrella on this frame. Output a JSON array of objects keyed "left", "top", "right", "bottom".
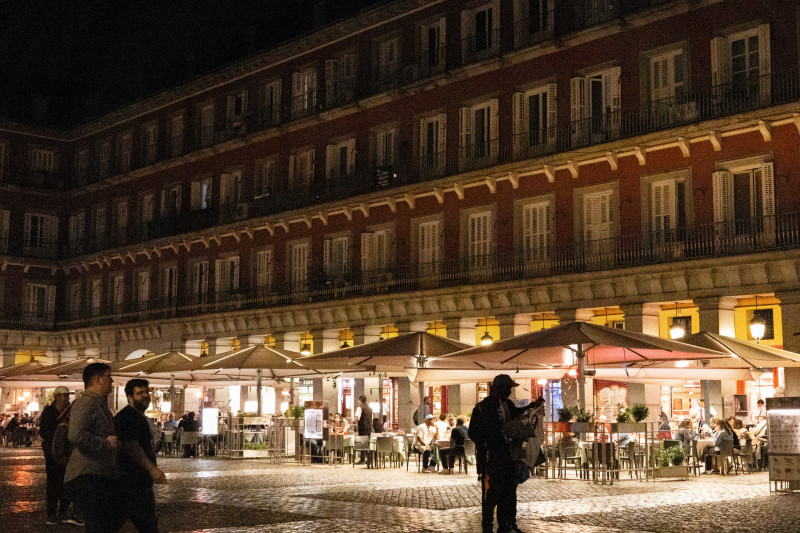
[
  {"left": 0, "top": 360, "right": 45, "bottom": 378},
  {"left": 411, "top": 367, "right": 566, "bottom": 387},
  {"left": 110, "top": 351, "right": 199, "bottom": 414},
  {"left": 164, "top": 345, "right": 319, "bottom": 416},
  {"left": 677, "top": 331, "right": 800, "bottom": 368},
  {"left": 299, "top": 332, "right": 472, "bottom": 425},
  {"left": 25, "top": 357, "right": 111, "bottom": 381},
  {"left": 439, "top": 322, "right": 724, "bottom": 411}
]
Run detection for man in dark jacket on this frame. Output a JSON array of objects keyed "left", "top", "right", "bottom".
[
  {"left": 469, "top": 374, "right": 544, "bottom": 533},
  {"left": 40, "top": 386, "right": 74, "bottom": 525}
]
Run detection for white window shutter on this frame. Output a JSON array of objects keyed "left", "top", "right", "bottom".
[
  {"left": 761, "top": 162, "right": 775, "bottom": 217},
  {"left": 292, "top": 72, "right": 302, "bottom": 97},
  {"left": 326, "top": 145, "right": 336, "bottom": 179},
  {"left": 419, "top": 119, "right": 428, "bottom": 157},
  {"left": 46, "top": 286, "right": 56, "bottom": 315},
  {"left": 288, "top": 154, "right": 296, "bottom": 185},
  {"left": 547, "top": 84, "right": 558, "bottom": 143},
  {"left": 23, "top": 214, "right": 31, "bottom": 246},
  {"left": 227, "top": 95, "right": 235, "bottom": 123},
  {"left": 570, "top": 77, "right": 588, "bottom": 142},
  {"left": 673, "top": 52, "right": 685, "bottom": 98},
  {"left": 346, "top": 138, "right": 356, "bottom": 175},
  {"left": 214, "top": 259, "right": 222, "bottom": 292},
  {"left": 241, "top": 91, "right": 248, "bottom": 114},
  {"left": 710, "top": 36, "right": 731, "bottom": 87},
  {"left": 437, "top": 115, "right": 447, "bottom": 155},
  {"left": 758, "top": 23, "right": 772, "bottom": 101},
  {"left": 231, "top": 257, "right": 239, "bottom": 291},
  {"left": 360, "top": 232, "right": 374, "bottom": 272},
  {"left": 459, "top": 106, "right": 472, "bottom": 150},
  {"left": 712, "top": 170, "right": 732, "bottom": 223},
  {"left": 489, "top": 99, "right": 499, "bottom": 146},
  {"left": 512, "top": 92, "right": 526, "bottom": 136},
  {"left": 45, "top": 215, "right": 58, "bottom": 243},
  {"left": 323, "top": 238, "right": 332, "bottom": 276}
]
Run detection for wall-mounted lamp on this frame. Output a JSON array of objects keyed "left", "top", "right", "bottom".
[
  {"left": 669, "top": 302, "right": 685, "bottom": 339},
  {"left": 480, "top": 320, "right": 493, "bottom": 346}
]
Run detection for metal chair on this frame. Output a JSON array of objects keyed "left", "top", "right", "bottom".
[
  {"left": 352, "top": 435, "right": 372, "bottom": 467},
  {"left": 558, "top": 442, "right": 584, "bottom": 478},
  {"left": 405, "top": 435, "right": 422, "bottom": 472},
  {"left": 713, "top": 439, "right": 736, "bottom": 475},
  {"left": 162, "top": 432, "right": 177, "bottom": 457},
  {"left": 327, "top": 434, "right": 344, "bottom": 465},
  {"left": 374, "top": 436, "right": 396, "bottom": 468},
  {"left": 734, "top": 439, "right": 754, "bottom": 474},
  {"left": 181, "top": 431, "right": 200, "bottom": 458}
]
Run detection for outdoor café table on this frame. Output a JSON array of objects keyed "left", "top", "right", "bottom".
[{"left": 343, "top": 434, "right": 406, "bottom": 466}]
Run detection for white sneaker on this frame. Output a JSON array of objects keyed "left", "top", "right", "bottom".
[
  {"left": 439, "top": 468, "right": 450, "bottom": 474},
  {"left": 426, "top": 465, "right": 436, "bottom": 472}
]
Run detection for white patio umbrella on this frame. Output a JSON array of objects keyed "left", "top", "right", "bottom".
[
  {"left": 439, "top": 322, "right": 725, "bottom": 411},
  {"left": 299, "top": 332, "right": 472, "bottom": 425}
]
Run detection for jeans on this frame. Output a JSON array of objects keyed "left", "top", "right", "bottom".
[
  {"left": 482, "top": 460, "right": 517, "bottom": 533},
  {"left": 64, "top": 475, "right": 123, "bottom": 533},
  {"left": 44, "top": 452, "right": 69, "bottom": 518},
  {"left": 120, "top": 479, "right": 159, "bottom": 533}
]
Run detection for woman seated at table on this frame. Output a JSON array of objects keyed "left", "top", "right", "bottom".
[
  {"left": 729, "top": 417, "right": 749, "bottom": 442},
  {"left": 330, "top": 412, "right": 349, "bottom": 435},
  {"left": 657, "top": 412, "right": 672, "bottom": 440},
  {"left": 675, "top": 419, "right": 695, "bottom": 447},
  {"left": 700, "top": 419, "right": 733, "bottom": 473}
]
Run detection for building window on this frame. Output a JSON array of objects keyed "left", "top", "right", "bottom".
[
  {"left": 23, "top": 213, "right": 58, "bottom": 256},
  {"left": 200, "top": 105, "right": 214, "bottom": 148},
  {"left": 76, "top": 150, "right": 89, "bottom": 182},
  {"left": 324, "top": 235, "right": 349, "bottom": 279},
  {"left": 171, "top": 115, "right": 184, "bottom": 156},
  {"left": 136, "top": 271, "right": 150, "bottom": 310},
  {"left": 520, "top": 199, "right": 552, "bottom": 263},
  {"left": 361, "top": 226, "right": 393, "bottom": 279},
  {"left": 375, "top": 37, "right": 399, "bottom": 85},
  {"left": 465, "top": 210, "right": 493, "bottom": 269},
  {"left": 289, "top": 242, "right": 310, "bottom": 288},
  {"left": 214, "top": 256, "right": 239, "bottom": 299},
  {"left": 67, "top": 281, "right": 82, "bottom": 318},
  {"left": 162, "top": 265, "right": 178, "bottom": 306},
  {"left": 255, "top": 249, "right": 273, "bottom": 295},
  {"left": 25, "top": 283, "right": 55, "bottom": 324},
  {"left": 513, "top": 84, "right": 556, "bottom": 158},
  {"left": 513, "top": 0, "right": 553, "bottom": 48},
  {"left": 119, "top": 134, "right": 132, "bottom": 172},
  {"left": 255, "top": 159, "right": 276, "bottom": 198},
  {"left": 326, "top": 138, "right": 355, "bottom": 180},
  {"left": 90, "top": 278, "right": 102, "bottom": 315},
  {"left": 144, "top": 124, "right": 158, "bottom": 164},
  {"left": 420, "top": 17, "right": 446, "bottom": 75},
  {"left": 97, "top": 141, "right": 111, "bottom": 178},
  {"left": 139, "top": 194, "right": 154, "bottom": 240},
  {"left": 92, "top": 206, "right": 106, "bottom": 248},
  {"left": 325, "top": 53, "right": 356, "bottom": 108},
  {"left": 582, "top": 189, "right": 616, "bottom": 243},
  {"left": 292, "top": 67, "right": 317, "bottom": 118},
  {"left": 417, "top": 219, "right": 441, "bottom": 276},
  {"left": 68, "top": 211, "right": 85, "bottom": 255},
  {"left": 263, "top": 80, "right": 281, "bottom": 126},
  {"left": 220, "top": 170, "right": 242, "bottom": 207},
  {"left": 462, "top": 2, "right": 498, "bottom": 63},
  {"left": 419, "top": 113, "right": 446, "bottom": 177},
  {"left": 713, "top": 161, "right": 774, "bottom": 233},
  {"left": 712, "top": 24, "right": 771, "bottom": 104},
  {"left": 160, "top": 185, "right": 181, "bottom": 218},
  {"left": 460, "top": 99, "right": 498, "bottom": 168},
  {"left": 115, "top": 201, "right": 128, "bottom": 244},
  {"left": 570, "top": 66, "right": 621, "bottom": 146},
  {"left": 191, "top": 177, "right": 212, "bottom": 211},
  {"left": 191, "top": 260, "right": 209, "bottom": 305},
  {"left": 227, "top": 91, "right": 248, "bottom": 134},
  {"left": 289, "top": 148, "right": 315, "bottom": 188},
  {"left": 31, "top": 148, "right": 56, "bottom": 174},
  {"left": 110, "top": 274, "right": 125, "bottom": 311}
]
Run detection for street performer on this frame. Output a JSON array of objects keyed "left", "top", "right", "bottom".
[{"left": 468, "top": 374, "right": 544, "bottom": 533}]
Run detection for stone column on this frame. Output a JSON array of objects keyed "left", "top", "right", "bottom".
[
  {"left": 554, "top": 308, "right": 577, "bottom": 324},
  {"left": 496, "top": 314, "right": 516, "bottom": 340},
  {"left": 695, "top": 296, "right": 737, "bottom": 336},
  {"left": 443, "top": 317, "right": 463, "bottom": 342},
  {"left": 351, "top": 324, "right": 366, "bottom": 346},
  {"left": 619, "top": 302, "right": 661, "bottom": 335},
  {"left": 398, "top": 376, "right": 415, "bottom": 431},
  {"left": 309, "top": 329, "right": 324, "bottom": 354},
  {"left": 776, "top": 290, "right": 800, "bottom": 396}
]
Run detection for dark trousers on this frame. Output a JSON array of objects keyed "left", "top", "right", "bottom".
[
  {"left": 421, "top": 449, "right": 433, "bottom": 469},
  {"left": 65, "top": 475, "right": 123, "bottom": 533},
  {"left": 482, "top": 460, "right": 518, "bottom": 533},
  {"left": 120, "top": 479, "right": 159, "bottom": 533},
  {"left": 44, "top": 452, "right": 69, "bottom": 518}
]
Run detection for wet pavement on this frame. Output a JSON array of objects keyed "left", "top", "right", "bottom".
[{"left": 2, "top": 446, "right": 799, "bottom": 532}]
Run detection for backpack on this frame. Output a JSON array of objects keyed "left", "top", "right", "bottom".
[
  {"left": 52, "top": 403, "right": 73, "bottom": 466},
  {"left": 412, "top": 409, "right": 419, "bottom": 426}
]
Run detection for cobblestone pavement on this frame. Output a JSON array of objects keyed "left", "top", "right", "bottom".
[{"left": 2, "top": 447, "right": 799, "bottom": 532}]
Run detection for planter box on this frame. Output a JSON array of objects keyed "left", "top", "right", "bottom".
[
  {"left": 552, "top": 422, "right": 571, "bottom": 433},
  {"left": 654, "top": 465, "right": 688, "bottom": 478},
  {"left": 569, "top": 422, "right": 594, "bottom": 433},
  {"left": 611, "top": 422, "right": 647, "bottom": 433},
  {"left": 242, "top": 449, "right": 270, "bottom": 458}
]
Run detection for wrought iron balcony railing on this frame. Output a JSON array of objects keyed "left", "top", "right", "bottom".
[{"left": 1, "top": 212, "right": 797, "bottom": 331}]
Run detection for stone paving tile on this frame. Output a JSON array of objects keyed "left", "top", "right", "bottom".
[{"left": 3, "top": 446, "right": 800, "bottom": 533}]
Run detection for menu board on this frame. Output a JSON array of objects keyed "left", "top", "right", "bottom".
[{"left": 766, "top": 398, "right": 800, "bottom": 485}]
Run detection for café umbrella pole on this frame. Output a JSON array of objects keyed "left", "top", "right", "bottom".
[
  {"left": 378, "top": 371, "right": 385, "bottom": 428},
  {"left": 256, "top": 368, "right": 263, "bottom": 417},
  {"left": 416, "top": 354, "right": 426, "bottom": 426},
  {"left": 169, "top": 373, "right": 176, "bottom": 416},
  {"left": 577, "top": 345, "right": 586, "bottom": 412}
]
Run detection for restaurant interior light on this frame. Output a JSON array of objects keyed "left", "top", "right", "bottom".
[
  {"left": 480, "top": 331, "right": 493, "bottom": 346},
  {"left": 340, "top": 340, "right": 350, "bottom": 349},
  {"left": 750, "top": 295, "right": 766, "bottom": 343},
  {"left": 300, "top": 343, "right": 312, "bottom": 356},
  {"left": 537, "top": 378, "right": 548, "bottom": 385},
  {"left": 567, "top": 368, "right": 578, "bottom": 378},
  {"left": 669, "top": 302, "right": 685, "bottom": 339}
]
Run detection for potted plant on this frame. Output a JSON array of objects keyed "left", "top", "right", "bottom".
[
  {"left": 654, "top": 445, "right": 687, "bottom": 478},
  {"left": 611, "top": 404, "right": 646, "bottom": 434},
  {"left": 569, "top": 407, "right": 594, "bottom": 434},
  {"left": 284, "top": 405, "right": 305, "bottom": 427},
  {"left": 553, "top": 407, "right": 573, "bottom": 432},
  {"left": 242, "top": 440, "right": 270, "bottom": 458},
  {"left": 630, "top": 403, "right": 649, "bottom": 423}
]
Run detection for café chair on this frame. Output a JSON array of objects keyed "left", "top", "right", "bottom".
[
  {"left": 452, "top": 439, "right": 474, "bottom": 474},
  {"left": 734, "top": 439, "right": 754, "bottom": 474},
  {"left": 374, "top": 436, "right": 396, "bottom": 468},
  {"left": 327, "top": 434, "right": 344, "bottom": 465},
  {"left": 712, "top": 440, "right": 736, "bottom": 475},
  {"left": 405, "top": 436, "right": 423, "bottom": 472},
  {"left": 352, "top": 435, "right": 372, "bottom": 467},
  {"left": 181, "top": 431, "right": 200, "bottom": 458},
  {"left": 162, "top": 432, "right": 177, "bottom": 457}
]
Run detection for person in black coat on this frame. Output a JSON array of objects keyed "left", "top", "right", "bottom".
[
  {"left": 39, "top": 387, "right": 74, "bottom": 524},
  {"left": 469, "top": 374, "right": 544, "bottom": 533}
]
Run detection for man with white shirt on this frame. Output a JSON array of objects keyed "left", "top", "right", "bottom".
[
  {"left": 414, "top": 414, "right": 438, "bottom": 472},
  {"left": 755, "top": 399, "right": 767, "bottom": 423}
]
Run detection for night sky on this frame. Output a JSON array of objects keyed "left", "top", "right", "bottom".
[{"left": 0, "top": 0, "right": 385, "bottom": 128}]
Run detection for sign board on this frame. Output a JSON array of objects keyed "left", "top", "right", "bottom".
[{"left": 766, "top": 398, "right": 800, "bottom": 486}]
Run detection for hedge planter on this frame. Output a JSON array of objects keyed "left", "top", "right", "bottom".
[
  {"left": 611, "top": 422, "right": 648, "bottom": 433},
  {"left": 569, "top": 422, "right": 594, "bottom": 434},
  {"left": 242, "top": 449, "right": 270, "bottom": 458},
  {"left": 654, "top": 465, "right": 689, "bottom": 478}
]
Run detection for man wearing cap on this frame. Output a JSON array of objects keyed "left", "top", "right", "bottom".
[
  {"left": 39, "top": 386, "right": 79, "bottom": 525},
  {"left": 413, "top": 413, "right": 439, "bottom": 472},
  {"left": 469, "top": 374, "right": 544, "bottom": 533}
]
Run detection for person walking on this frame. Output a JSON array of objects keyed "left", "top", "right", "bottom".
[
  {"left": 469, "top": 374, "right": 544, "bottom": 533},
  {"left": 39, "top": 386, "right": 81, "bottom": 526},
  {"left": 114, "top": 378, "right": 167, "bottom": 533},
  {"left": 64, "top": 363, "right": 121, "bottom": 533},
  {"left": 354, "top": 395, "right": 372, "bottom": 464}
]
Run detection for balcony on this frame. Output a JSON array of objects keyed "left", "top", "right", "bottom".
[{"left": 0, "top": 212, "right": 791, "bottom": 331}]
